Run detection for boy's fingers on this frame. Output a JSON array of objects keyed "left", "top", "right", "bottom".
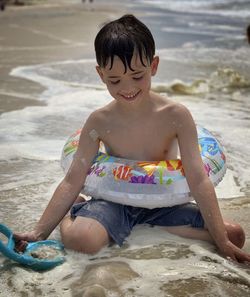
[
  {"left": 14, "top": 240, "right": 28, "bottom": 253},
  {"left": 13, "top": 233, "right": 34, "bottom": 253},
  {"left": 13, "top": 232, "right": 25, "bottom": 241},
  {"left": 13, "top": 232, "right": 33, "bottom": 242},
  {"left": 237, "top": 252, "right": 250, "bottom": 263}
]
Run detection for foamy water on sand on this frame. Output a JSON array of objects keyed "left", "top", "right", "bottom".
[
  {"left": 1, "top": 62, "right": 250, "bottom": 297},
  {"left": 1, "top": 226, "right": 250, "bottom": 296},
  {"left": 0, "top": 0, "right": 250, "bottom": 296}
]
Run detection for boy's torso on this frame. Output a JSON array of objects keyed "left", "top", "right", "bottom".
[{"left": 93, "top": 93, "right": 180, "bottom": 161}]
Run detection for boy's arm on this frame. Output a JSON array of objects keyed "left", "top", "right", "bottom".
[
  {"left": 174, "top": 104, "right": 250, "bottom": 262},
  {"left": 14, "top": 113, "right": 100, "bottom": 244}
]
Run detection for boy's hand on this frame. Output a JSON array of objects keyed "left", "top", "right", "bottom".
[
  {"left": 13, "top": 231, "right": 43, "bottom": 253},
  {"left": 219, "top": 240, "right": 250, "bottom": 264}
]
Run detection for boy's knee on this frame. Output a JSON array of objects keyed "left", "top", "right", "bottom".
[
  {"left": 227, "top": 222, "right": 245, "bottom": 248},
  {"left": 60, "top": 219, "right": 108, "bottom": 254}
]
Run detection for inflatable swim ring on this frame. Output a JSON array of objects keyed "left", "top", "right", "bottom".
[{"left": 61, "top": 126, "right": 226, "bottom": 209}]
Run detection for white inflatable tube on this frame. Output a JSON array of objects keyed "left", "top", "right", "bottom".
[{"left": 61, "top": 126, "right": 226, "bottom": 209}]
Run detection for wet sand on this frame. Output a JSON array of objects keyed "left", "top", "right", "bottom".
[
  {"left": 0, "top": 2, "right": 249, "bottom": 296},
  {"left": 0, "top": 0, "right": 127, "bottom": 113},
  {"left": 1, "top": 0, "right": 248, "bottom": 244}
]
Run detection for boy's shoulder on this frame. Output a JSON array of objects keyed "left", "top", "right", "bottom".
[
  {"left": 84, "top": 101, "right": 115, "bottom": 128},
  {"left": 153, "top": 93, "right": 191, "bottom": 116},
  {"left": 88, "top": 101, "right": 115, "bottom": 120},
  {"left": 152, "top": 93, "right": 195, "bottom": 131}
]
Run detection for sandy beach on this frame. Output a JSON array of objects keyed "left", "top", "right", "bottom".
[
  {"left": 0, "top": 0, "right": 127, "bottom": 113},
  {"left": 1, "top": 0, "right": 249, "bottom": 240},
  {"left": 0, "top": 1, "right": 249, "bottom": 296}
]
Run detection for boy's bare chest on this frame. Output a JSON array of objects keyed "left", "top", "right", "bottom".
[{"left": 99, "top": 120, "right": 176, "bottom": 161}]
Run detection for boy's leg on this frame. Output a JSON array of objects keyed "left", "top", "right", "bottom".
[
  {"left": 60, "top": 215, "right": 110, "bottom": 254},
  {"left": 138, "top": 203, "right": 246, "bottom": 249},
  {"left": 163, "top": 220, "right": 245, "bottom": 248},
  {"left": 60, "top": 199, "right": 134, "bottom": 254}
]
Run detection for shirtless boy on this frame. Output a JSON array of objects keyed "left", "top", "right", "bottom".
[{"left": 15, "top": 15, "right": 250, "bottom": 263}]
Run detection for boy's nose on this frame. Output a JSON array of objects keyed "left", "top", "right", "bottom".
[{"left": 120, "top": 84, "right": 138, "bottom": 96}]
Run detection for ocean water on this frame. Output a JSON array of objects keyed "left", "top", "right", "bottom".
[
  {"left": 0, "top": 1, "right": 250, "bottom": 296},
  {"left": 137, "top": 0, "right": 250, "bottom": 17}
]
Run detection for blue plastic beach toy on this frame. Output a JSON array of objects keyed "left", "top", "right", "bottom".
[{"left": 0, "top": 224, "right": 65, "bottom": 270}]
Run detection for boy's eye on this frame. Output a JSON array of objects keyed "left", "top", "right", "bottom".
[
  {"left": 133, "top": 76, "right": 143, "bottom": 81},
  {"left": 110, "top": 80, "right": 120, "bottom": 85}
]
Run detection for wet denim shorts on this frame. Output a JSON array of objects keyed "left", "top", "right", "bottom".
[{"left": 70, "top": 199, "right": 205, "bottom": 246}]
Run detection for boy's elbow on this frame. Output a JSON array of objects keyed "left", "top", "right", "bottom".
[
  {"left": 189, "top": 174, "right": 215, "bottom": 199},
  {"left": 57, "top": 177, "right": 84, "bottom": 203},
  {"left": 63, "top": 173, "right": 85, "bottom": 194}
]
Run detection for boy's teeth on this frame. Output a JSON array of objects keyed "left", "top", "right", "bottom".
[{"left": 124, "top": 92, "right": 138, "bottom": 98}]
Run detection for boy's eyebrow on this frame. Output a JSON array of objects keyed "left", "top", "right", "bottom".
[
  {"left": 130, "top": 70, "right": 144, "bottom": 75},
  {"left": 108, "top": 75, "right": 120, "bottom": 78}
]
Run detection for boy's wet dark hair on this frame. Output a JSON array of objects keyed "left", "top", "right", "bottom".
[
  {"left": 247, "top": 24, "right": 250, "bottom": 44},
  {"left": 94, "top": 14, "right": 155, "bottom": 72}
]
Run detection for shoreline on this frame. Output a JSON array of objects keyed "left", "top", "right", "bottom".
[
  {"left": 0, "top": 3, "right": 249, "bottom": 296},
  {"left": 1, "top": 1, "right": 249, "bottom": 238},
  {"left": 0, "top": 0, "right": 127, "bottom": 113}
]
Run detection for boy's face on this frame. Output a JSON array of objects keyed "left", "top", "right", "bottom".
[{"left": 96, "top": 53, "right": 159, "bottom": 103}]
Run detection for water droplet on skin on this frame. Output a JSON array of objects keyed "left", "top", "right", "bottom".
[
  {"left": 81, "top": 158, "right": 87, "bottom": 166},
  {"left": 89, "top": 129, "right": 99, "bottom": 141}
]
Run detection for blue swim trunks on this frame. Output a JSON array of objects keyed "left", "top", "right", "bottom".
[{"left": 70, "top": 199, "right": 205, "bottom": 246}]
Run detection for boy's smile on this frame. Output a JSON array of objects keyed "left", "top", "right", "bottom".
[
  {"left": 119, "top": 89, "right": 141, "bottom": 101},
  {"left": 96, "top": 53, "right": 159, "bottom": 104}
]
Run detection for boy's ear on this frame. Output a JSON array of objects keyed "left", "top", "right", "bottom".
[
  {"left": 151, "top": 56, "right": 159, "bottom": 76},
  {"left": 96, "top": 66, "right": 105, "bottom": 83}
]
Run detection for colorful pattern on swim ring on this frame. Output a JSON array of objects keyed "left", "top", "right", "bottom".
[{"left": 61, "top": 126, "right": 226, "bottom": 209}]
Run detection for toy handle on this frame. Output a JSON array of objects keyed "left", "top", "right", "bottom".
[{"left": 0, "top": 223, "right": 19, "bottom": 261}]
